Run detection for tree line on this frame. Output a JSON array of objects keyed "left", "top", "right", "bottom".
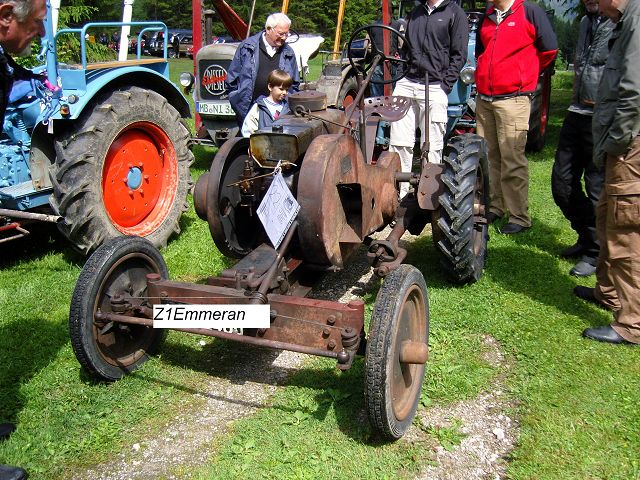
[{"left": 75, "top": 0, "right": 382, "bottom": 51}]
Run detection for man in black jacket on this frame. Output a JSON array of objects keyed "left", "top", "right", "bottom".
[
  {"left": 552, "top": 0, "right": 614, "bottom": 276},
  {"left": 389, "top": 0, "right": 469, "bottom": 197},
  {"left": 0, "top": 0, "right": 47, "bottom": 477}
]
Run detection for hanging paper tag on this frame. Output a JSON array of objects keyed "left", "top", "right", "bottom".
[{"left": 257, "top": 171, "right": 300, "bottom": 249}]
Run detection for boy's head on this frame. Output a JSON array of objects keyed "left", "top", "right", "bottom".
[{"left": 267, "top": 69, "right": 293, "bottom": 102}]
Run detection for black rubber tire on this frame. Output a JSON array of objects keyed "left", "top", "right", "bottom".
[
  {"left": 337, "top": 74, "right": 359, "bottom": 109},
  {"left": 69, "top": 236, "right": 168, "bottom": 381},
  {"left": 526, "top": 70, "right": 552, "bottom": 152},
  {"left": 208, "top": 150, "right": 265, "bottom": 258},
  {"left": 431, "top": 133, "right": 489, "bottom": 284},
  {"left": 365, "top": 264, "right": 429, "bottom": 440},
  {"left": 50, "top": 86, "right": 193, "bottom": 255}
]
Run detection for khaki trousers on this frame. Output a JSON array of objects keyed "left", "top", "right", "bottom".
[
  {"left": 594, "top": 137, "right": 640, "bottom": 344},
  {"left": 390, "top": 78, "right": 448, "bottom": 197},
  {"left": 476, "top": 96, "right": 532, "bottom": 227}
]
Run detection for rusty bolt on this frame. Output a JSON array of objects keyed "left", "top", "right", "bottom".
[
  {"left": 327, "top": 339, "right": 336, "bottom": 350},
  {"left": 322, "top": 328, "right": 330, "bottom": 338},
  {"left": 160, "top": 291, "right": 168, "bottom": 298},
  {"left": 337, "top": 350, "right": 349, "bottom": 364},
  {"left": 326, "top": 315, "right": 336, "bottom": 325}
]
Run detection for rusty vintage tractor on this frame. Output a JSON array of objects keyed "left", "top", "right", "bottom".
[{"left": 68, "top": 26, "right": 489, "bottom": 440}]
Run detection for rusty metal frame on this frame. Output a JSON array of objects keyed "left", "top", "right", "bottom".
[{"left": 98, "top": 273, "right": 365, "bottom": 370}]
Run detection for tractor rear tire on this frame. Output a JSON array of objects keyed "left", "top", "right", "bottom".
[
  {"left": 338, "top": 74, "right": 359, "bottom": 109},
  {"left": 431, "top": 134, "right": 489, "bottom": 284},
  {"left": 526, "top": 69, "right": 552, "bottom": 152},
  {"left": 69, "top": 236, "right": 167, "bottom": 381},
  {"left": 50, "top": 86, "right": 193, "bottom": 255},
  {"left": 365, "top": 264, "right": 429, "bottom": 440}
]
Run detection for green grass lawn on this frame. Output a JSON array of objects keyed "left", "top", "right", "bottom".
[{"left": 0, "top": 68, "right": 638, "bottom": 479}]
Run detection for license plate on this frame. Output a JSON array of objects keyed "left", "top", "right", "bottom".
[{"left": 197, "top": 101, "right": 235, "bottom": 116}]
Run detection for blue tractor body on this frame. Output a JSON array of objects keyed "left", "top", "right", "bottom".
[{"left": 0, "top": 3, "right": 193, "bottom": 253}]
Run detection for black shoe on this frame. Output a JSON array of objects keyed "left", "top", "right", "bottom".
[
  {"left": 570, "top": 257, "right": 597, "bottom": 277},
  {"left": 486, "top": 212, "right": 501, "bottom": 224},
  {"left": 0, "top": 465, "right": 28, "bottom": 480},
  {"left": 573, "top": 286, "right": 607, "bottom": 309},
  {"left": 560, "top": 243, "right": 585, "bottom": 258},
  {"left": 499, "top": 223, "right": 528, "bottom": 234},
  {"left": 582, "top": 325, "right": 639, "bottom": 346},
  {"left": 0, "top": 423, "right": 15, "bottom": 441}
]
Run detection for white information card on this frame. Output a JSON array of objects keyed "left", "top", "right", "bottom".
[{"left": 257, "top": 171, "right": 300, "bottom": 248}]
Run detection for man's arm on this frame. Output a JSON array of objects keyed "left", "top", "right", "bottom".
[
  {"left": 528, "top": 3, "right": 558, "bottom": 71},
  {"left": 225, "top": 45, "right": 244, "bottom": 92},
  {"left": 285, "top": 45, "right": 301, "bottom": 93},
  {"left": 442, "top": 7, "right": 469, "bottom": 94},
  {"left": 604, "top": 14, "right": 640, "bottom": 157},
  {"left": 6, "top": 56, "right": 41, "bottom": 81},
  {"left": 241, "top": 103, "right": 259, "bottom": 137}
]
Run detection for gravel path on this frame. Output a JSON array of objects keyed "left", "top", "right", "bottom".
[{"left": 413, "top": 335, "right": 518, "bottom": 480}]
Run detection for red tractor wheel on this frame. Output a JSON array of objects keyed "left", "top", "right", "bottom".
[{"left": 51, "top": 86, "right": 193, "bottom": 255}]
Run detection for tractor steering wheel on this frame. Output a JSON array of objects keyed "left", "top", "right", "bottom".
[{"left": 347, "top": 24, "right": 409, "bottom": 86}]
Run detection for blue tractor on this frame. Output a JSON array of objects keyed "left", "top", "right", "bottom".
[{"left": 0, "top": 3, "right": 193, "bottom": 254}]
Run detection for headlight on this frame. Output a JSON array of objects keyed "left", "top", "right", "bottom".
[
  {"left": 179, "top": 72, "right": 194, "bottom": 88},
  {"left": 460, "top": 66, "right": 475, "bottom": 85}
]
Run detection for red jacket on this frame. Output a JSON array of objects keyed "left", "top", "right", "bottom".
[{"left": 475, "top": 0, "right": 557, "bottom": 97}]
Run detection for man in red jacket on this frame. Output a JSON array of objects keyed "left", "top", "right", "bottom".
[{"left": 475, "top": 0, "right": 557, "bottom": 234}]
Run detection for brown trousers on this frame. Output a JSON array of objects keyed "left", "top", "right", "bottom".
[
  {"left": 594, "top": 137, "right": 640, "bottom": 344},
  {"left": 476, "top": 96, "right": 532, "bottom": 227}
]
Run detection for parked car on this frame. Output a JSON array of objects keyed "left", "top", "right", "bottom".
[
  {"left": 186, "top": 35, "right": 233, "bottom": 59},
  {"left": 146, "top": 29, "right": 192, "bottom": 58}
]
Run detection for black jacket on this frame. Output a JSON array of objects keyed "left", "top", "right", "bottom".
[
  {"left": 0, "top": 47, "right": 40, "bottom": 129},
  {"left": 572, "top": 14, "right": 615, "bottom": 110},
  {"left": 402, "top": 0, "right": 469, "bottom": 94}
]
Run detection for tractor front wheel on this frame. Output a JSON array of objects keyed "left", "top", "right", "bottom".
[
  {"left": 69, "top": 236, "right": 167, "bottom": 381},
  {"left": 50, "top": 86, "right": 193, "bottom": 255},
  {"left": 365, "top": 264, "right": 429, "bottom": 440}
]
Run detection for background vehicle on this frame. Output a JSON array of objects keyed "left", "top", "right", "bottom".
[
  {"left": 0, "top": 8, "right": 194, "bottom": 254},
  {"left": 146, "top": 29, "right": 192, "bottom": 58}
]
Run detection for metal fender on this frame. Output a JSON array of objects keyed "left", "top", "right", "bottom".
[{"left": 54, "top": 67, "right": 190, "bottom": 121}]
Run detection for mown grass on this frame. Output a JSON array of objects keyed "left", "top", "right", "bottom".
[{"left": 0, "top": 67, "right": 638, "bottom": 480}]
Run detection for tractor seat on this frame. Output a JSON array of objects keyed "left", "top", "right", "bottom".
[{"left": 363, "top": 96, "right": 412, "bottom": 123}]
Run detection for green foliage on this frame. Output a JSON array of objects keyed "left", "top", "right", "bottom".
[
  {"left": 417, "top": 418, "right": 467, "bottom": 452},
  {"left": 54, "top": 34, "right": 117, "bottom": 64},
  {"left": 13, "top": 3, "right": 114, "bottom": 70}
]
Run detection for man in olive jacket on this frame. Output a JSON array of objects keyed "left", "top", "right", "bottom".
[
  {"left": 551, "top": 0, "right": 614, "bottom": 277},
  {"left": 580, "top": 0, "right": 640, "bottom": 346}
]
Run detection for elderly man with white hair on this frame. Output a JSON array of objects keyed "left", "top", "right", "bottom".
[{"left": 226, "top": 12, "right": 300, "bottom": 126}]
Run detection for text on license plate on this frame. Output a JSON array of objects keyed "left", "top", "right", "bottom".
[{"left": 197, "top": 102, "right": 235, "bottom": 116}]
